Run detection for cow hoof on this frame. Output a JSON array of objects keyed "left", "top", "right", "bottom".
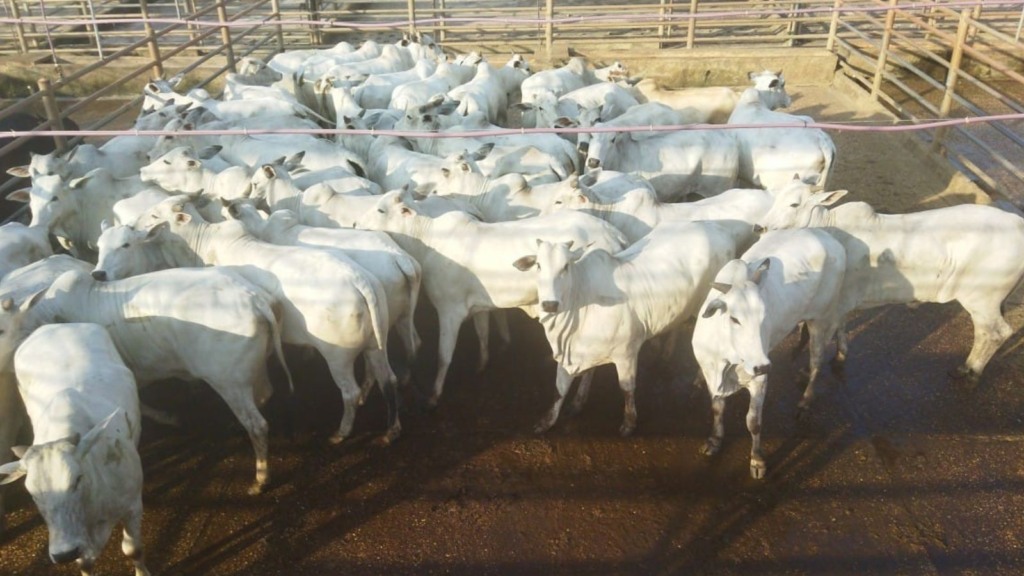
[
  {"left": 949, "top": 365, "right": 980, "bottom": 382},
  {"left": 618, "top": 422, "right": 636, "bottom": 437},
  {"left": 750, "top": 460, "right": 767, "bottom": 479},
  {"left": 700, "top": 439, "right": 720, "bottom": 457},
  {"left": 381, "top": 425, "right": 402, "bottom": 446},
  {"left": 247, "top": 482, "right": 266, "bottom": 496},
  {"left": 533, "top": 419, "right": 555, "bottom": 435},
  {"left": 328, "top": 432, "right": 347, "bottom": 445}
]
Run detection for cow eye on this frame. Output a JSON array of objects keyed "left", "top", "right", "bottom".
[
  {"left": 730, "top": 317, "right": 741, "bottom": 326},
  {"left": 554, "top": 200, "right": 562, "bottom": 205},
  {"left": 377, "top": 208, "right": 385, "bottom": 214},
  {"left": 49, "top": 197, "right": 59, "bottom": 203},
  {"left": 789, "top": 203, "right": 799, "bottom": 208},
  {"left": 163, "top": 159, "right": 171, "bottom": 165},
  {"left": 121, "top": 242, "right": 130, "bottom": 249}
]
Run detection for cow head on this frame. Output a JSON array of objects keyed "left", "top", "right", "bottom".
[
  {"left": 513, "top": 239, "right": 586, "bottom": 315},
  {"left": 140, "top": 146, "right": 210, "bottom": 194},
  {"left": 700, "top": 259, "right": 773, "bottom": 381},
  {"left": 93, "top": 220, "right": 167, "bottom": 281},
  {"left": 757, "top": 178, "right": 848, "bottom": 231},
  {"left": 0, "top": 410, "right": 126, "bottom": 568},
  {"left": 356, "top": 189, "right": 417, "bottom": 233},
  {"left": 748, "top": 70, "right": 792, "bottom": 110},
  {"left": 0, "top": 291, "right": 46, "bottom": 369}
]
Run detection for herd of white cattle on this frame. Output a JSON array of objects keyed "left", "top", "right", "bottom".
[{"left": 0, "top": 31, "right": 1023, "bottom": 575}]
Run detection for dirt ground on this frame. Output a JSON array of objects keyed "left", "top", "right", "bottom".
[{"left": 3, "top": 79, "right": 1024, "bottom": 576}]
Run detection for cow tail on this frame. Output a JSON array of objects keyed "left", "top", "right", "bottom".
[
  {"left": 818, "top": 132, "right": 838, "bottom": 190},
  {"left": 352, "top": 272, "right": 390, "bottom": 353},
  {"left": 256, "top": 294, "right": 294, "bottom": 395},
  {"left": 397, "top": 255, "right": 423, "bottom": 359}
]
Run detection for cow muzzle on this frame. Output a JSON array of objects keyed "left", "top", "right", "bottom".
[
  {"left": 50, "top": 547, "right": 80, "bottom": 565},
  {"left": 91, "top": 270, "right": 108, "bottom": 281},
  {"left": 752, "top": 223, "right": 766, "bottom": 234},
  {"left": 541, "top": 300, "right": 560, "bottom": 314},
  {"left": 586, "top": 158, "right": 600, "bottom": 170}
]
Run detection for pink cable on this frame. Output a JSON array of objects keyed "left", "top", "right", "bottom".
[{"left": 4, "top": 113, "right": 1023, "bottom": 140}]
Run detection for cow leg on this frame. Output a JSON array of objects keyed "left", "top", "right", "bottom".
[
  {"left": 567, "top": 369, "right": 595, "bottom": 416},
  {"left": 0, "top": 374, "right": 25, "bottom": 534},
  {"left": 219, "top": 386, "right": 270, "bottom": 494},
  {"left": 323, "top": 352, "right": 363, "bottom": 445},
  {"left": 797, "top": 319, "right": 834, "bottom": 414},
  {"left": 615, "top": 356, "right": 639, "bottom": 437},
  {"left": 365, "top": 349, "right": 401, "bottom": 444},
  {"left": 121, "top": 501, "right": 151, "bottom": 576},
  {"left": 492, "top": 309, "right": 512, "bottom": 353},
  {"left": 960, "top": 306, "right": 1014, "bottom": 378},
  {"left": 700, "top": 395, "right": 727, "bottom": 457},
  {"left": 139, "top": 402, "right": 180, "bottom": 427},
  {"left": 394, "top": 310, "right": 420, "bottom": 386},
  {"left": 471, "top": 311, "right": 491, "bottom": 373},
  {"left": 431, "top": 308, "right": 468, "bottom": 408},
  {"left": 535, "top": 364, "right": 574, "bottom": 434},
  {"left": 746, "top": 376, "right": 768, "bottom": 479}
]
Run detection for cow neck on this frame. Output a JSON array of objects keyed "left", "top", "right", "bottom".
[
  {"left": 172, "top": 217, "right": 220, "bottom": 267},
  {"left": 176, "top": 167, "right": 216, "bottom": 195},
  {"left": 538, "top": 251, "right": 612, "bottom": 367}
]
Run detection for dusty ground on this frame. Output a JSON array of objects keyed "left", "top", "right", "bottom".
[{"left": 2, "top": 79, "right": 1024, "bottom": 575}]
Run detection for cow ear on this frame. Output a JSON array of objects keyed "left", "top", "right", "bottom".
[
  {"left": 751, "top": 259, "right": 771, "bottom": 285},
  {"left": 512, "top": 255, "right": 536, "bottom": 271},
  {"left": 441, "top": 167, "right": 450, "bottom": 178},
  {"left": 1, "top": 298, "right": 13, "bottom": 311},
  {"left": 76, "top": 409, "right": 121, "bottom": 459},
  {"left": 0, "top": 459, "right": 26, "bottom": 485},
  {"left": 812, "top": 190, "right": 847, "bottom": 206},
  {"left": 511, "top": 103, "right": 534, "bottom": 111},
  {"left": 6, "top": 166, "right": 30, "bottom": 178},
  {"left": 145, "top": 221, "right": 169, "bottom": 241},
  {"left": 553, "top": 117, "right": 575, "bottom": 128},
  {"left": 262, "top": 165, "right": 277, "bottom": 179},
  {"left": 472, "top": 143, "right": 495, "bottom": 161},
  {"left": 460, "top": 162, "right": 470, "bottom": 173},
  {"left": 711, "top": 282, "right": 732, "bottom": 294},
  {"left": 702, "top": 299, "right": 728, "bottom": 318},
  {"left": 399, "top": 206, "right": 413, "bottom": 216},
  {"left": 20, "top": 288, "right": 47, "bottom": 313},
  {"left": 100, "top": 219, "right": 112, "bottom": 232},
  {"left": 174, "top": 212, "right": 192, "bottom": 225},
  {"left": 748, "top": 71, "right": 757, "bottom": 81},
  {"left": 6, "top": 189, "right": 31, "bottom": 203},
  {"left": 11, "top": 445, "right": 28, "bottom": 459}
]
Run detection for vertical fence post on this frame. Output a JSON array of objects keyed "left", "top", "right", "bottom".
[
  {"left": 870, "top": 0, "right": 899, "bottom": 100},
  {"left": 10, "top": 1, "right": 29, "bottom": 53},
  {"left": 217, "top": 0, "right": 236, "bottom": 72},
  {"left": 545, "top": 0, "right": 554, "bottom": 60},
  {"left": 437, "top": 0, "right": 446, "bottom": 44},
  {"left": 309, "top": 0, "right": 321, "bottom": 46},
  {"left": 83, "top": 0, "right": 104, "bottom": 60},
  {"left": 932, "top": 8, "right": 971, "bottom": 153},
  {"left": 658, "top": 0, "right": 670, "bottom": 48},
  {"left": 966, "top": 3, "right": 981, "bottom": 46},
  {"left": 407, "top": 0, "right": 416, "bottom": 35},
  {"left": 686, "top": 0, "right": 697, "bottom": 49},
  {"left": 787, "top": 2, "right": 801, "bottom": 47},
  {"left": 270, "top": 0, "right": 285, "bottom": 54},
  {"left": 826, "top": 0, "right": 842, "bottom": 52},
  {"left": 183, "top": 0, "right": 203, "bottom": 55},
  {"left": 37, "top": 77, "right": 67, "bottom": 154},
  {"left": 139, "top": 0, "right": 164, "bottom": 78}
]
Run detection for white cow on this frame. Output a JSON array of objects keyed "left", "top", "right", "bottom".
[
  {"left": 7, "top": 170, "right": 164, "bottom": 261},
  {"left": 583, "top": 110, "right": 740, "bottom": 201},
  {"left": 448, "top": 56, "right": 530, "bottom": 125},
  {"left": 133, "top": 196, "right": 399, "bottom": 444},
  {"left": 0, "top": 255, "right": 92, "bottom": 532},
  {"left": 757, "top": 181, "right": 1024, "bottom": 381},
  {"left": 693, "top": 228, "right": 847, "bottom": 479},
  {"left": 728, "top": 87, "right": 836, "bottom": 190},
  {"left": 632, "top": 69, "right": 793, "bottom": 124},
  {"left": 228, "top": 204, "right": 423, "bottom": 386},
  {"left": 352, "top": 59, "right": 437, "bottom": 109},
  {"left": 515, "top": 81, "right": 639, "bottom": 130},
  {"left": 0, "top": 260, "right": 289, "bottom": 494},
  {"left": 356, "top": 190, "right": 630, "bottom": 406},
  {"left": 520, "top": 57, "right": 626, "bottom": 104},
  {"left": 0, "top": 323, "right": 149, "bottom": 576},
  {"left": 389, "top": 56, "right": 479, "bottom": 111},
  {"left": 513, "top": 220, "right": 740, "bottom": 435}
]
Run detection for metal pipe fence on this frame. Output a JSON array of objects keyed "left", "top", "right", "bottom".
[{"left": 0, "top": 0, "right": 1022, "bottom": 201}]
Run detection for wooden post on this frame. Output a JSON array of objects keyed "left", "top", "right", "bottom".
[
  {"left": 217, "top": 0, "right": 237, "bottom": 72},
  {"left": 437, "top": 0, "right": 447, "bottom": 44},
  {"left": 686, "top": 0, "right": 697, "bottom": 49},
  {"left": 787, "top": 2, "right": 801, "bottom": 47},
  {"left": 308, "top": 0, "right": 321, "bottom": 46},
  {"left": 870, "top": 0, "right": 899, "bottom": 100},
  {"left": 139, "top": 0, "right": 164, "bottom": 78},
  {"left": 826, "top": 0, "right": 842, "bottom": 52},
  {"left": 183, "top": 0, "right": 203, "bottom": 55},
  {"left": 658, "top": 0, "right": 670, "bottom": 48},
  {"left": 407, "top": 0, "right": 417, "bottom": 35},
  {"left": 271, "top": 0, "right": 285, "bottom": 54},
  {"left": 10, "top": 1, "right": 29, "bottom": 53},
  {"left": 966, "top": 3, "right": 981, "bottom": 46},
  {"left": 545, "top": 0, "right": 554, "bottom": 60},
  {"left": 932, "top": 8, "right": 971, "bottom": 152},
  {"left": 37, "top": 77, "right": 67, "bottom": 153}
]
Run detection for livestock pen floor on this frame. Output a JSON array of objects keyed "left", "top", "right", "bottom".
[{"left": 2, "top": 78, "right": 1024, "bottom": 576}]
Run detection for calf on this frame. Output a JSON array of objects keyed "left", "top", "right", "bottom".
[
  {"left": 513, "top": 220, "right": 740, "bottom": 435},
  {"left": 757, "top": 181, "right": 1024, "bottom": 381},
  {"left": 693, "top": 228, "right": 847, "bottom": 479},
  {"left": 1, "top": 323, "right": 149, "bottom": 576}
]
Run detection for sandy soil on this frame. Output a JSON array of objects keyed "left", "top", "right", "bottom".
[{"left": 2, "top": 79, "right": 1023, "bottom": 576}]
